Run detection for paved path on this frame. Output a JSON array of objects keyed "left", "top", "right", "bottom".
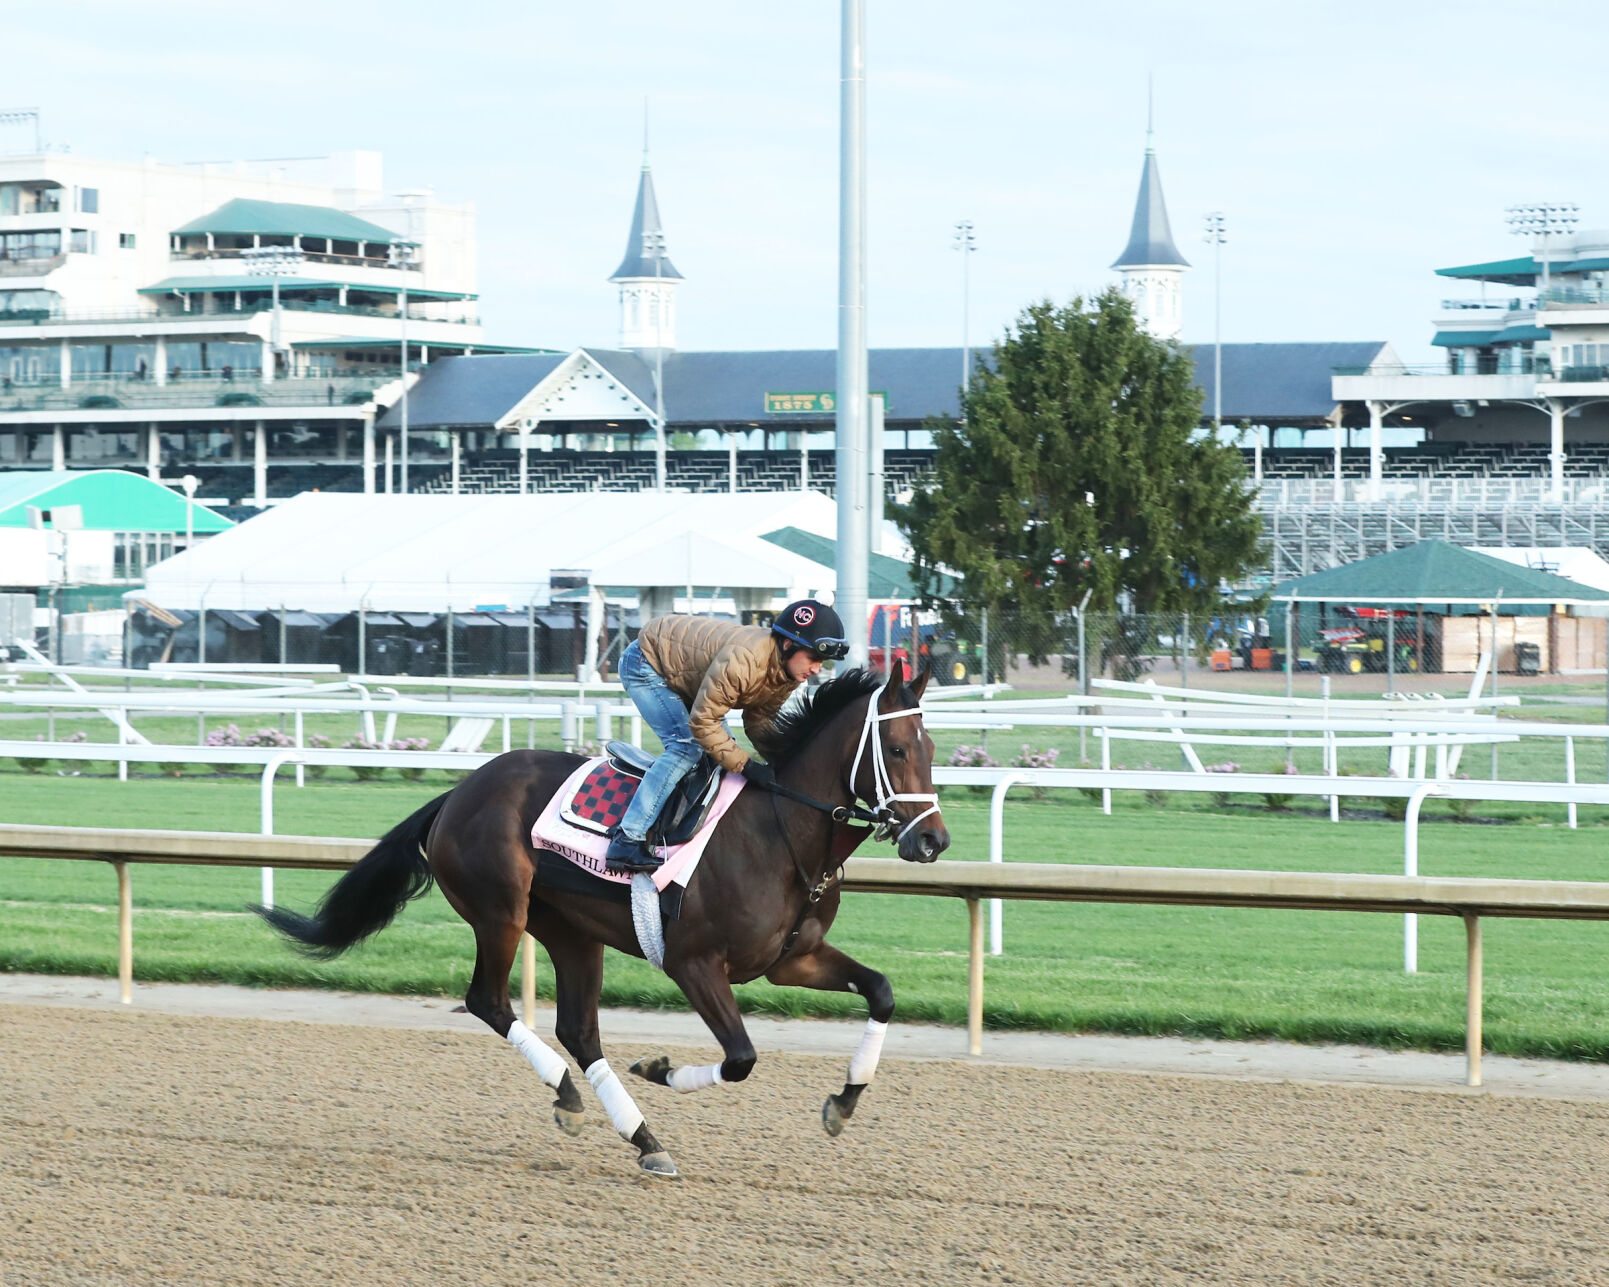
[{"left": 7, "top": 971, "right": 1609, "bottom": 1101}]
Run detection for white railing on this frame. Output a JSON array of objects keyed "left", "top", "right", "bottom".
[{"left": 1255, "top": 477, "right": 1609, "bottom": 507}]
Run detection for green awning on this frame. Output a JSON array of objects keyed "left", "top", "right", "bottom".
[
  {"left": 172, "top": 198, "right": 399, "bottom": 243},
  {"left": 761, "top": 526, "right": 948, "bottom": 600},
  {"left": 1273, "top": 540, "right": 1609, "bottom": 606},
  {"left": 291, "top": 339, "right": 555, "bottom": 354},
  {"left": 1434, "top": 257, "right": 1538, "bottom": 286},
  {"left": 1431, "top": 330, "right": 1498, "bottom": 347},
  {"left": 0, "top": 470, "right": 232, "bottom": 534},
  {"left": 1492, "top": 324, "right": 1550, "bottom": 343},
  {"left": 139, "top": 275, "right": 336, "bottom": 294},
  {"left": 138, "top": 276, "right": 475, "bottom": 302}
]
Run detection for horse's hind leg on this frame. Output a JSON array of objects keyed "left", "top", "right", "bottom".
[
  {"left": 537, "top": 914, "right": 677, "bottom": 1178},
  {"left": 462, "top": 919, "right": 587, "bottom": 1136},
  {"left": 765, "top": 943, "right": 894, "bottom": 1138}
]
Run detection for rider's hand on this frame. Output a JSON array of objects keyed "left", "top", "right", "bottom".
[{"left": 742, "top": 760, "right": 776, "bottom": 787}]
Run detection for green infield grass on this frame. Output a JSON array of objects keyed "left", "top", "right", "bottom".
[{"left": 5, "top": 772, "right": 1609, "bottom": 1061}]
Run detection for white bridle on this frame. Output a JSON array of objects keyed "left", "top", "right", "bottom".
[{"left": 848, "top": 695, "right": 942, "bottom": 845}]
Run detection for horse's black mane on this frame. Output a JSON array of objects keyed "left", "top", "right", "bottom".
[{"left": 753, "top": 667, "right": 892, "bottom": 767}]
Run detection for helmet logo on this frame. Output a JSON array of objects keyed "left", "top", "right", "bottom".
[{"left": 792, "top": 604, "right": 816, "bottom": 627}]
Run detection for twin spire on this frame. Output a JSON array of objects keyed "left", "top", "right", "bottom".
[
  {"left": 607, "top": 87, "right": 1186, "bottom": 348},
  {"left": 1110, "top": 86, "right": 1190, "bottom": 340}
]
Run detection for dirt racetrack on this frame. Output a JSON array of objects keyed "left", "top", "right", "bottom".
[{"left": 5, "top": 1003, "right": 1609, "bottom": 1287}]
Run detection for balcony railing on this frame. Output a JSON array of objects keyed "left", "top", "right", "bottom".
[
  {"left": 1540, "top": 283, "right": 1609, "bottom": 307},
  {"left": 0, "top": 374, "right": 391, "bottom": 414},
  {"left": 171, "top": 248, "right": 422, "bottom": 272},
  {"left": 1438, "top": 297, "right": 1525, "bottom": 311},
  {"left": 0, "top": 300, "right": 477, "bottom": 328},
  {"left": 0, "top": 253, "right": 64, "bottom": 277},
  {"left": 1256, "top": 477, "right": 1609, "bottom": 507},
  {"left": 1556, "top": 365, "right": 1609, "bottom": 383},
  {"left": 1333, "top": 364, "right": 1525, "bottom": 377}
]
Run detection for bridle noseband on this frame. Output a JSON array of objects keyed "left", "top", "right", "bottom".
[{"left": 846, "top": 694, "right": 942, "bottom": 845}]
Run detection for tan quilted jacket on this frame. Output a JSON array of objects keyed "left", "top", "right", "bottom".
[{"left": 636, "top": 615, "right": 796, "bottom": 772}]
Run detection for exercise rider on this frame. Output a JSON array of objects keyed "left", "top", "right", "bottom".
[{"left": 604, "top": 600, "right": 851, "bottom": 874}]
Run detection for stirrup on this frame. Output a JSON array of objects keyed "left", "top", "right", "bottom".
[{"left": 605, "top": 833, "right": 661, "bottom": 875}]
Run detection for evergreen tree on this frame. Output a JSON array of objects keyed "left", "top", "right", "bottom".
[{"left": 898, "top": 290, "right": 1263, "bottom": 659}]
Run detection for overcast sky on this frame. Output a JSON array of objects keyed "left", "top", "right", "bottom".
[{"left": 8, "top": 1, "right": 1608, "bottom": 362}]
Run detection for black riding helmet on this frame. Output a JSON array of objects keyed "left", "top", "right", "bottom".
[{"left": 771, "top": 599, "right": 851, "bottom": 661}]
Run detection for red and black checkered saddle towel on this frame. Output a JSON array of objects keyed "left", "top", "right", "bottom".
[{"left": 560, "top": 759, "right": 642, "bottom": 835}]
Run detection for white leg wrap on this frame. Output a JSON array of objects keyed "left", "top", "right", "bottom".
[
  {"left": 585, "top": 1058, "right": 646, "bottom": 1140},
  {"left": 506, "top": 1020, "right": 568, "bottom": 1089},
  {"left": 848, "top": 1018, "right": 888, "bottom": 1086},
  {"left": 667, "top": 1062, "right": 725, "bottom": 1094}
]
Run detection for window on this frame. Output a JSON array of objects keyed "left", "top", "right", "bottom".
[
  {"left": 69, "top": 229, "right": 97, "bottom": 255},
  {"left": 75, "top": 186, "right": 99, "bottom": 214},
  {"left": 0, "top": 230, "right": 61, "bottom": 260},
  {"left": 118, "top": 233, "right": 136, "bottom": 250}
]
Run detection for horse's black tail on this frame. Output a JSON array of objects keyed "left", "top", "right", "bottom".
[{"left": 251, "top": 791, "right": 450, "bottom": 959}]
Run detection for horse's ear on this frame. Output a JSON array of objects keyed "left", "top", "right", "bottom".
[
  {"left": 878, "top": 662, "right": 905, "bottom": 710},
  {"left": 910, "top": 663, "right": 932, "bottom": 700}
]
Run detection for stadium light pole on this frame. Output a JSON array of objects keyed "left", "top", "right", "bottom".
[
  {"left": 953, "top": 220, "right": 977, "bottom": 414},
  {"left": 642, "top": 227, "right": 668, "bottom": 491},
  {"left": 1506, "top": 202, "right": 1579, "bottom": 300},
  {"left": 835, "top": 0, "right": 870, "bottom": 669},
  {"left": 1203, "top": 212, "right": 1237, "bottom": 472},
  {"left": 241, "top": 245, "right": 304, "bottom": 384},
  {"left": 388, "top": 236, "right": 420, "bottom": 494}
]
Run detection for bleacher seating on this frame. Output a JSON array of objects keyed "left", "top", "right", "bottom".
[{"left": 412, "top": 450, "right": 937, "bottom": 498}]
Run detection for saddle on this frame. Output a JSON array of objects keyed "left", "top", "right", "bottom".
[{"left": 561, "top": 740, "right": 725, "bottom": 848}]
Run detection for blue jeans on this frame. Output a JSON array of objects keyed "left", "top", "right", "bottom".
[{"left": 617, "top": 640, "right": 705, "bottom": 841}]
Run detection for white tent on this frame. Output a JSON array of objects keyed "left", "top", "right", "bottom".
[
  {"left": 133, "top": 491, "right": 862, "bottom": 615},
  {"left": 1467, "top": 546, "right": 1609, "bottom": 595}
]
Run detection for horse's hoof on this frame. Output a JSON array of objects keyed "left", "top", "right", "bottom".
[
  {"left": 552, "top": 1105, "right": 585, "bottom": 1137},
  {"left": 629, "top": 1055, "right": 671, "bottom": 1086},
  {"left": 821, "top": 1095, "right": 847, "bottom": 1138},
  {"left": 637, "top": 1150, "right": 680, "bottom": 1178}
]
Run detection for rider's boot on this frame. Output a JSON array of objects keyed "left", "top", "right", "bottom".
[{"left": 605, "top": 832, "right": 661, "bottom": 875}]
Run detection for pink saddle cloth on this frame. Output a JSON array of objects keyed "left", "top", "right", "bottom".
[{"left": 531, "top": 755, "right": 748, "bottom": 892}]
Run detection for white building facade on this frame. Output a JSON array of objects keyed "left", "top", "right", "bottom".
[{"left": 0, "top": 144, "right": 511, "bottom": 499}]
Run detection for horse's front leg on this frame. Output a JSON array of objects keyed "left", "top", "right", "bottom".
[
  {"left": 764, "top": 942, "right": 893, "bottom": 1137},
  {"left": 629, "top": 953, "right": 756, "bottom": 1094}
]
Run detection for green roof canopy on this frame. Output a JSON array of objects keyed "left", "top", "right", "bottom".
[
  {"left": 0, "top": 470, "right": 232, "bottom": 534},
  {"left": 291, "top": 339, "right": 553, "bottom": 354},
  {"left": 1434, "top": 257, "right": 1539, "bottom": 286},
  {"left": 1431, "top": 330, "right": 1498, "bottom": 347},
  {"left": 138, "top": 276, "right": 475, "bottom": 301},
  {"left": 761, "top": 526, "right": 949, "bottom": 600},
  {"left": 171, "top": 198, "right": 400, "bottom": 244},
  {"left": 1273, "top": 540, "right": 1609, "bottom": 606}
]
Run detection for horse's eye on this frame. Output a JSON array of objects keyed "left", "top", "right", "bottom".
[{"left": 890, "top": 745, "right": 906, "bottom": 758}]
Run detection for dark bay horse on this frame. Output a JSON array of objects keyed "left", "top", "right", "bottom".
[{"left": 255, "top": 665, "right": 949, "bottom": 1177}]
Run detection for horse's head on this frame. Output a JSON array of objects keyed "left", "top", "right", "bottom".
[{"left": 855, "top": 664, "right": 950, "bottom": 863}]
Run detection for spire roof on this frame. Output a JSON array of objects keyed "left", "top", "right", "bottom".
[
  {"left": 1111, "top": 146, "right": 1190, "bottom": 270},
  {"left": 609, "top": 165, "right": 683, "bottom": 282}
]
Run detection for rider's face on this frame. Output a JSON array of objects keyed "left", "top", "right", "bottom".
[{"left": 784, "top": 648, "right": 822, "bottom": 682}]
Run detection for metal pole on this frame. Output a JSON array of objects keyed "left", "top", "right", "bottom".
[
  {"left": 834, "top": 0, "right": 869, "bottom": 668},
  {"left": 867, "top": 393, "right": 885, "bottom": 550},
  {"left": 981, "top": 605, "right": 989, "bottom": 688},
  {"left": 1491, "top": 591, "right": 1503, "bottom": 780},
  {"left": 1387, "top": 610, "right": 1396, "bottom": 694},
  {"left": 270, "top": 274, "right": 281, "bottom": 379},
  {"left": 1465, "top": 913, "right": 1483, "bottom": 1087},
  {"left": 1285, "top": 602, "right": 1294, "bottom": 698},
  {"left": 400, "top": 273, "right": 409, "bottom": 495}
]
